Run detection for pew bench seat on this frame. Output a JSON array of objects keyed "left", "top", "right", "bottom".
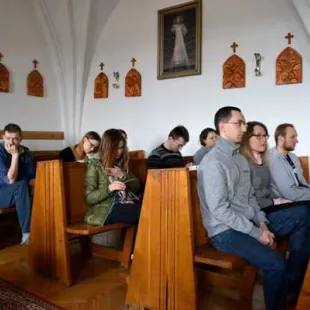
[
  {"left": 0, "top": 207, "right": 17, "bottom": 215},
  {"left": 194, "top": 244, "right": 246, "bottom": 270},
  {"left": 66, "top": 222, "right": 131, "bottom": 235}
]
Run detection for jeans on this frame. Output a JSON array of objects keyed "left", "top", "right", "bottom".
[
  {"left": 0, "top": 180, "right": 31, "bottom": 233},
  {"left": 211, "top": 205, "right": 310, "bottom": 310},
  {"left": 211, "top": 229, "right": 286, "bottom": 310},
  {"left": 267, "top": 205, "right": 310, "bottom": 296}
]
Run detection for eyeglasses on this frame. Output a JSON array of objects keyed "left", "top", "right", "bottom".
[
  {"left": 173, "top": 139, "right": 185, "bottom": 149},
  {"left": 87, "top": 138, "right": 99, "bottom": 150},
  {"left": 225, "top": 120, "right": 247, "bottom": 128},
  {"left": 251, "top": 134, "right": 270, "bottom": 140}
]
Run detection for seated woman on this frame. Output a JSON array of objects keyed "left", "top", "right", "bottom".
[
  {"left": 84, "top": 129, "right": 141, "bottom": 226},
  {"left": 59, "top": 131, "right": 101, "bottom": 162},
  {"left": 193, "top": 127, "right": 217, "bottom": 165},
  {"left": 240, "top": 121, "right": 310, "bottom": 302},
  {"left": 118, "top": 129, "right": 127, "bottom": 140}
]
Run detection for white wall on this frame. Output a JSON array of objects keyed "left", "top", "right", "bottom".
[
  {"left": 82, "top": 0, "right": 310, "bottom": 156},
  {"left": 0, "top": 0, "right": 64, "bottom": 150}
]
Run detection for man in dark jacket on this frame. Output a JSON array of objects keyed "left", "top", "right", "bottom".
[{"left": 0, "top": 123, "right": 35, "bottom": 244}]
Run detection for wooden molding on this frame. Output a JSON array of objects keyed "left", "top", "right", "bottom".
[{"left": 0, "top": 130, "right": 64, "bottom": 140}]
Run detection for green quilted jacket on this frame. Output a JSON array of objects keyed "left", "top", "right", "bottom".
[{"left": 84, "top": 158, "right": 140, "bottom": 225}]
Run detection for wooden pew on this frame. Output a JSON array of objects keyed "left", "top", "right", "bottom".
[
  {"left": 28, "top": 160, "right": 136, "bottom": 286},
  {"left": 299, "top": 156, "right": 309, "bottom": 183},
  {"left": 126, "top": 168, "right": 197, "bottom": 310},
  {"left": 126, "top": 168, "right": 256, "bottom": 309},
  {"left": 189, "top": 171, "right": 256, "bottom": 297}
]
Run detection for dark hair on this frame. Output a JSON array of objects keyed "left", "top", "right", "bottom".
[
  {"left": 199, "top": 128, "right": 217, "bottom": 146},
  {"left": 118, "top": 129, "right": 127, "bottom": 139},
  {"left": 99, "top": 129, "right": 128, "bottom": 170},
  {"left": 274, "top": 123, "right": 294, "bottom": 145},
  {"left": 240, "top": 121, "right": 269, "bottom": 164},
  {"left": 3, "top": 123, "right": 22, "bottom": 135},
  {"left": 214, "top": 106, "right": 241, "bottom": 134},
  {"left": 168, "top": 125, "right": 189, "bottom": 142}
]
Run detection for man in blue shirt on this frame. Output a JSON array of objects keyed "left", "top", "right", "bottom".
[{"left": 0, "top": 123, "right": 35, "bottom": 244}]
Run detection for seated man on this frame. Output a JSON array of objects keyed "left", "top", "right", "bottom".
[
  {"left": 198, "top": 107, "right": 310, "bottom": 310},
  {"left": 0, "top": 124, "right": 36, "bottom": 244},
  {"left": 147, "top": 125, "right": 190, "bottom": 169},
  {"left": 269, "top": 123, "right": 310, "bottom": 201}
]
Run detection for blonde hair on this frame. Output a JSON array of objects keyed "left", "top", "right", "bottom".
[
  {"left": 99, "top": 129, "right": 129, "bottom": 170},
  {"left": 240, "top": 121, "right": 269, "bottom": 165}
]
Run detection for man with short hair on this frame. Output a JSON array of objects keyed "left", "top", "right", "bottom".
[
  {"left": 147, "top": 125, "right": 190, "bottom": 169},
  {"left": 0, "top": 123, "right": 35, "bottom": 244},
  {"left": 198, "top": 107, "right": 310, "bottom": 310},
  {"left": 269, "top": 123, "right": 310, "bottom": 201}
]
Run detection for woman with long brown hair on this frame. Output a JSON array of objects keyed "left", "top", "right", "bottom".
[
  {"left": 240, "top": 121, "right": 310, "bottom": 305},
  {"left": 84, "top": 129, "right": 141, "bottom": 226},
  {"left": 59, "top": 131, "right": 101, "bottom": 162}
]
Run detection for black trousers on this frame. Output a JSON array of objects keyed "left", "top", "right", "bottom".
[{"left": 105, "top": 202, "right": 141, "bottom": 225}]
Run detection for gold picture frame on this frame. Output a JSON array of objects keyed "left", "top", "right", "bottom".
[{"left": 157, "top": 1, "right": 202, "bottom": 80}]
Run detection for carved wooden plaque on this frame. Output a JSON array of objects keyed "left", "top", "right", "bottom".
[
  {"left": 276, "top": 47, "right": 302, "bottom": 85},
  {"left": 125, "top": 68, "right": 141, "bottom": 97},
  {"left": 223, "top": 54, "right": 246, "bottom": 89},
  {"left": 0, "top": 63, "right": 9, "bottom": 93},
  {"left": 27, "top": 60, "right": 44, "bottom": 97},
  {"left": 0, "top": 53, "right": 9, "bottom": 93},
  {"left": 27, "top": 70, "right": 44, "bottom": 97},
  {"left": 94, "top": 72, "right": 109, "bottom": 98}
]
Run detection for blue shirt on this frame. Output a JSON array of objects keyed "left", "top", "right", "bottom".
[{"left": 0, "top": 142, "right": 36, "bottom": 185}]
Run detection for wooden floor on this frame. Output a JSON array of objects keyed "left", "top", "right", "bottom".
[{"left": 0, "top": 217, "right": 266, "bottom": 310}]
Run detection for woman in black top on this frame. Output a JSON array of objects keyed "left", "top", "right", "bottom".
[{"left": 59, "top": 131, "right": 101, "bottom": 162}]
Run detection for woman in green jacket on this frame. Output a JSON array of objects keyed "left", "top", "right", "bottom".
[{"left": 84, "top": 129, "right": 141, "bottom": 226}]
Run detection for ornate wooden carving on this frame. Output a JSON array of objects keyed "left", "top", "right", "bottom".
[
  {"left": 276, "top": 33, "right": 302, "bottom": 85},
  {"left": 125, "top": 58, "right": 141, "bottom": 97},
  {"left": 27, "top": 59, "right": 44, "bottom": 97},
  {"left": 94, "top": 62, "right": 109, "bottom": 98},
  {"left": 223, "top": 43, "right": 246, "bottom": 89},
  {"left": 0, "top": 53, "right": 9, "bottom": 93}
]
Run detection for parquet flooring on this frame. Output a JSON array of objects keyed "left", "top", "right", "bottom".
[{"left": 0, "top": 218, "right": 265, "bottom": 310}]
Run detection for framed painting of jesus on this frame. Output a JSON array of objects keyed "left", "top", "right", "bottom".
[{"left": 157, "top": 1, "right": 202, "bottom": 80}]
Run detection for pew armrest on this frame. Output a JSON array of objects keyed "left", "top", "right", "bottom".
[
  {"left": 66, "top": 222, "right": 132, "bottom": 236},
  {"left": 194, "top": 245, "right": 246, "bottom": 269}
]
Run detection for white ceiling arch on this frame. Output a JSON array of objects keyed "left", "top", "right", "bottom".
[
  {"left": 292, "top": 0, "right": 310, "bottom": 39},
  {"left": 32, "top": 0, "right": 121, "bottom": 144}
]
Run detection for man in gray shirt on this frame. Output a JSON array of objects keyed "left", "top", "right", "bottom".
[
  {"left": 198, "top": 107, "right": 310, "bottom": 310},
  {"left": 269, "top": 123, "right": 310, "bottom": 201}
]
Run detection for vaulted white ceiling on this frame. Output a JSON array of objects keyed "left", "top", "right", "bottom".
[
  {"left": 292, "top": 0, "right": 310, "bottom": 39},
  {"left": 32, "top": 0, "right": 120, "bottom": 143}
]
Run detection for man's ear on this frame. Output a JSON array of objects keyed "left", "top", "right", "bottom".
[
  {"left": 278, "top": 136, "right": 284, "bottom": 145},
  {"left": 218, "top": 121, "right": 225, "bottom": 134}
]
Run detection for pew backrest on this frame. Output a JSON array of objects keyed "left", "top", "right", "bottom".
[
  {"left": 63, "top": 162, "right": 88, "bottom": 225},
  {"left": 299, "top": 156, "right": 309, "bottom": 183},
  {"left": 189, "top": 170, "right": 209, "bottom": 248}
]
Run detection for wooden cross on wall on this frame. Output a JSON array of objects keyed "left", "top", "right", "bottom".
[
  {"left": 33, "top": 59, "right": 39, "bottom": 69},
  {"left": 0, "top": 53, "right": 3, "bottom": 62},
  {"left": 131, "top": 57, "right": 136, "bottom": 67},
  {"left": 231, "top": 42, "right": 238, "bottom": 54},
  {"left": 99, "top": 62, "right": 104, "bottom": 71},
  {"left": 285, "top": 33, "right": 294, "bottom": 45}
]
